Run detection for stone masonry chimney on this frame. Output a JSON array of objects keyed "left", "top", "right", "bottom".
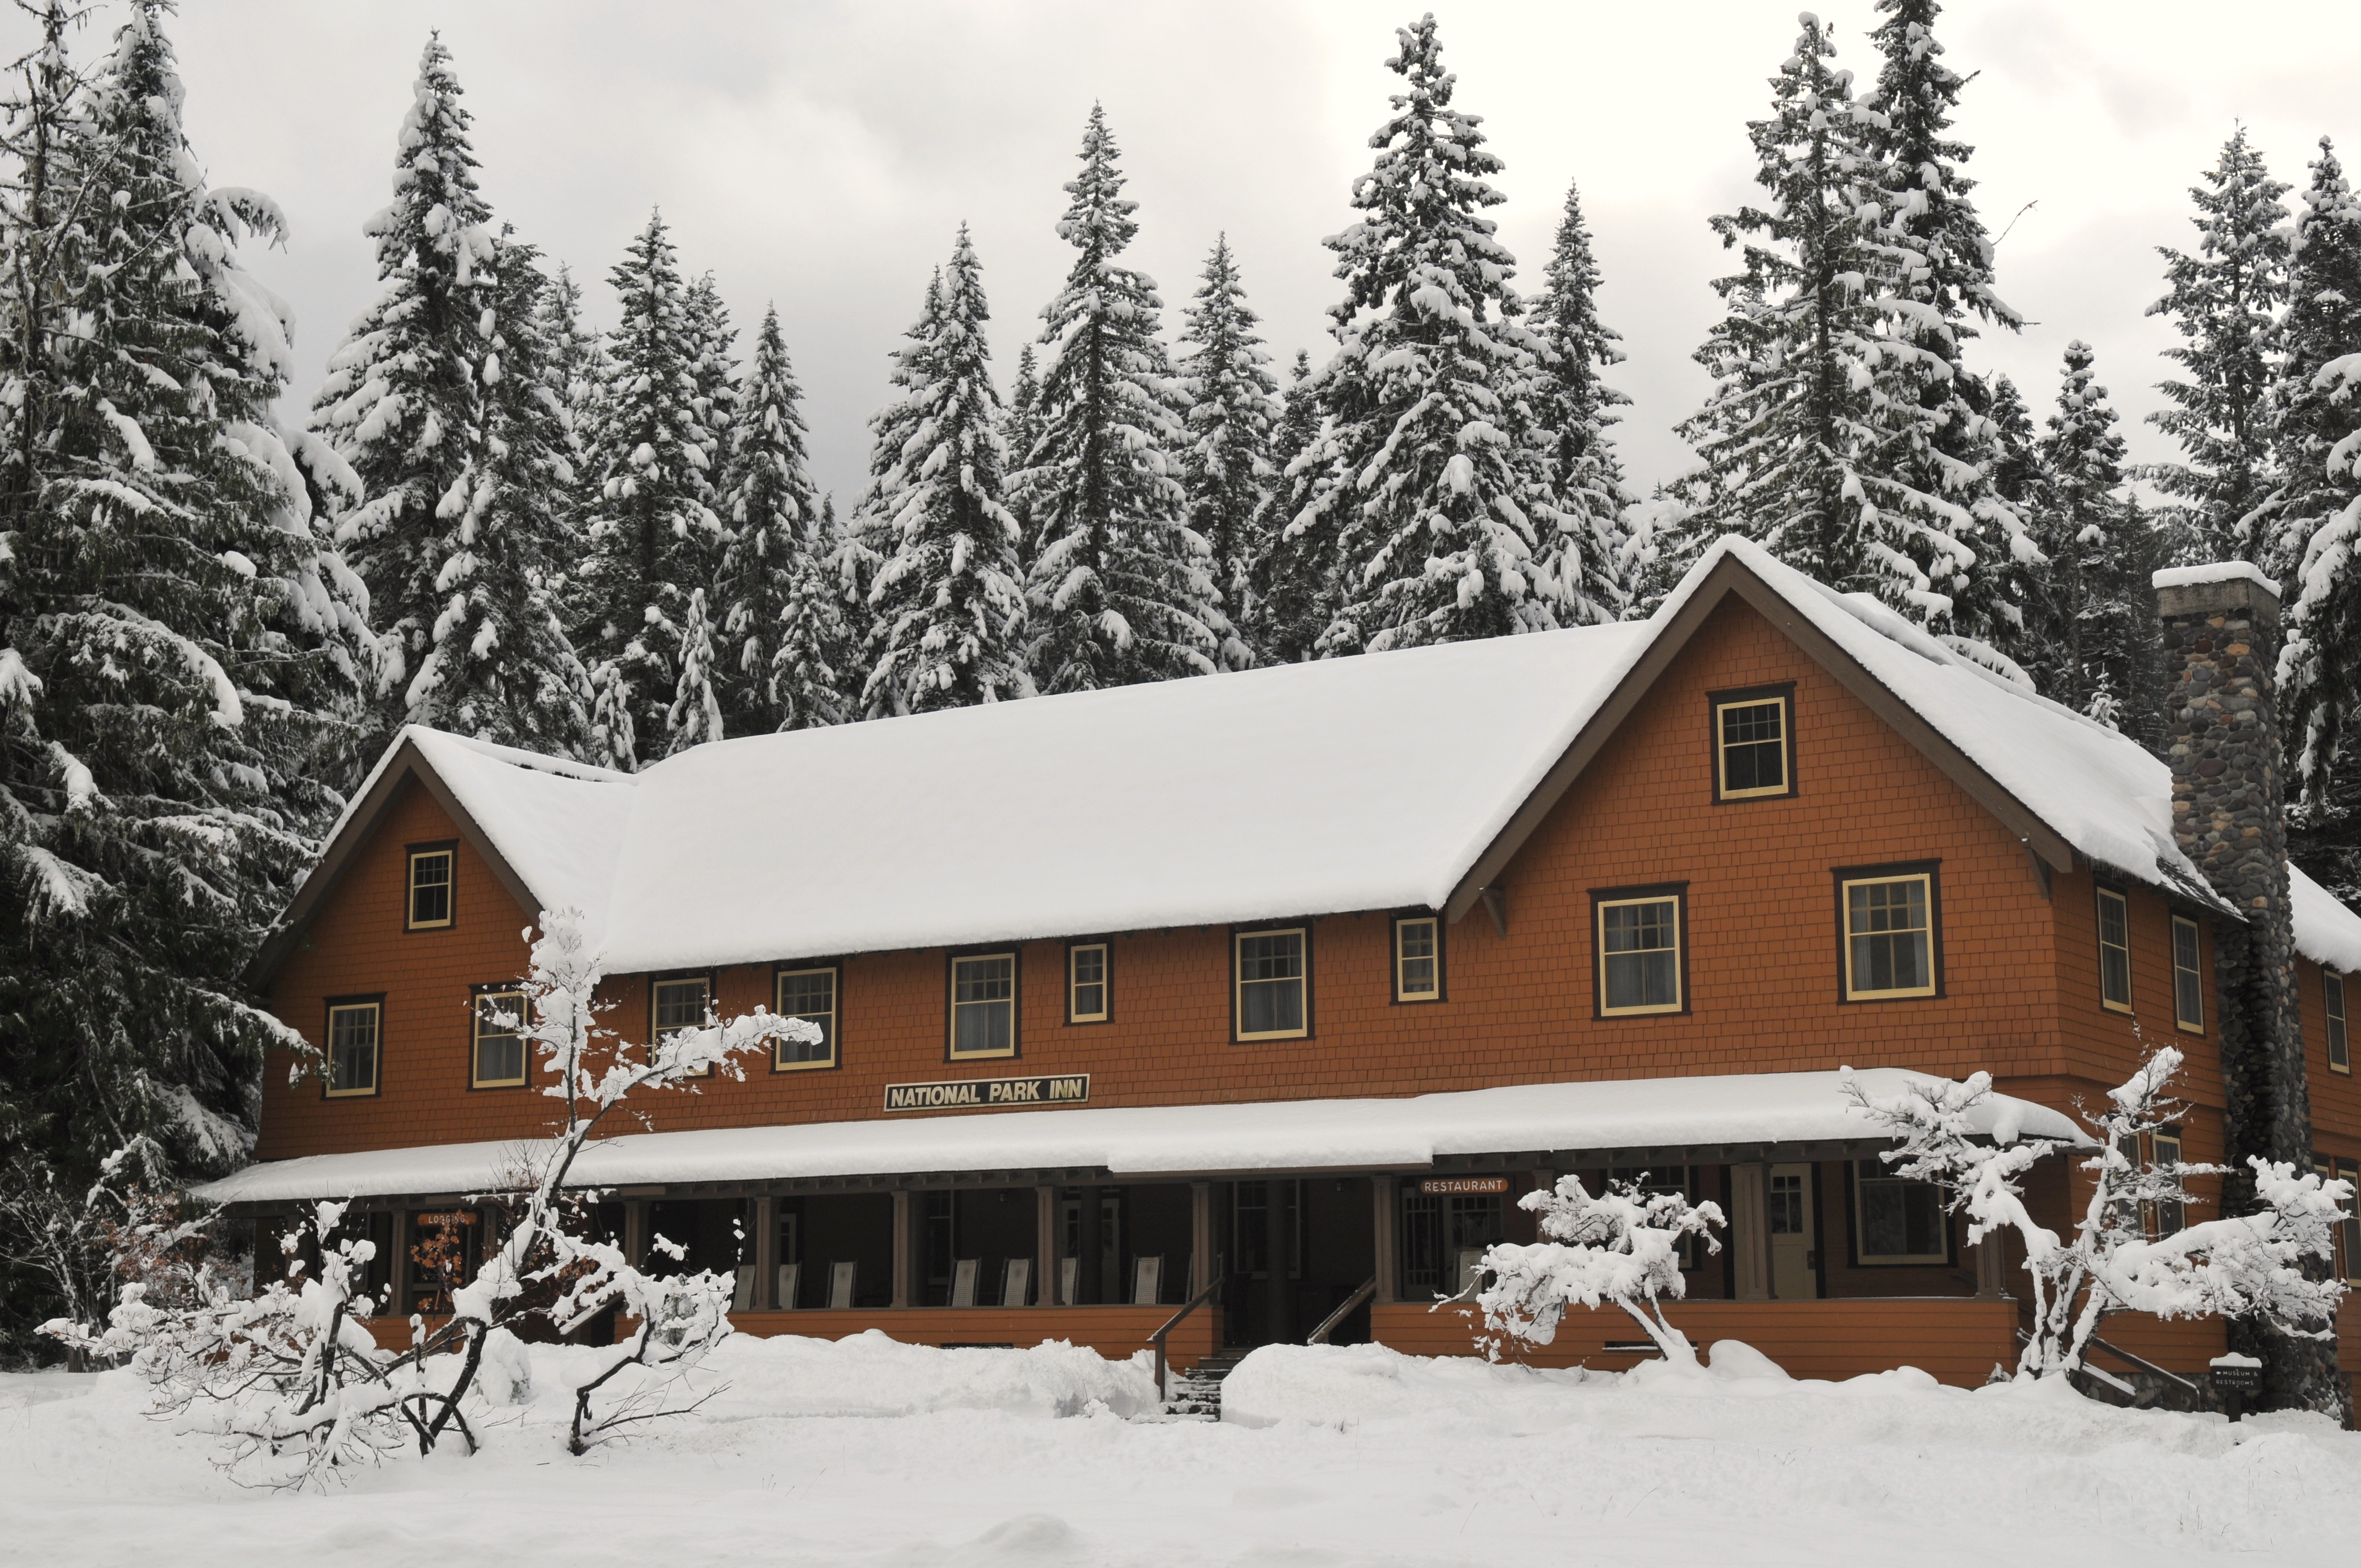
[{"left": 2154, "top": 563, "right": 2335, "bottom": 1414}]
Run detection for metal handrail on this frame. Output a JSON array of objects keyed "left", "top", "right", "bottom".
[
  {"left": 1307, "top": 1276, "right": 1377, "bottom": 1344},
  {"left": 2013, "top": 1326, "right": 2201, "bottom": 1398},
  {"left": 1150, "top": 1255, "right": 1222, "bottom": 1400}
]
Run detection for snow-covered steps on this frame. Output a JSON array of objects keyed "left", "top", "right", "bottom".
[{"left": 1162, "top": 1351, "right": 1248, "bottom": 1420}]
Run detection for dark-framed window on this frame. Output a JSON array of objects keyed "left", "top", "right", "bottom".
[
  {"left": 2150, "top": 1130, "right": 2186, "bottom": 1237},
  {"left": 2340, "top": 1159, "right": 2361, "bottom": 1284},
  {"left": 949, "top": 951, "right": 1018, "bottom": 1059},
  {"left": 2329, "top": 972, "right": 2351, "bottom": 1075},
  {"left": 1851, "top": 1159, "right": 1950, "bottom": 1265},
  {"left": 471, "top": 987, "right": 527, "bottom": 1089},
  {"left": 1709, "top": 684, "right": 1795, "bottom": 802},
  {"left": 1591, "top": 884, "right": 1687, "bottom": 1017},
  {"left": 1835, "top": 863, "right": 1941, "bottom": 1001},
  {"left": 1233, "top": 926, "right": 1309, "bottom": 1041},
  {"left": 651, "top": 973, "right": 714, "bottom": 1075},
  {"left": 1067, "top": 942, "right": 1110, "bottom": 1024},
  {"left": 406, "top": 842, "right": 455, "bottom": 930},
  {"left": 324, "top": 996, "right": 383, "bottom": 1098},
  {"left": 2096, "top": 886, "right": 2133, "bottom": 1013},
  {"left": 774, "top": 964, "right": 838, "bottom": 1071},
  {"left": 1393, "top": 914, "right": 1442, "bottom": 1003},
  {"left": 2170, "top": 916, "right": 2205, "bottom": 1034}
]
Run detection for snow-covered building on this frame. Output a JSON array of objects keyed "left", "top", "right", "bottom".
[{"left": 203, "top": 539, "right": 2361, "bottom": 1389}]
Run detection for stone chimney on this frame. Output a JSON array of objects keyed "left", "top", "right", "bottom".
[{"left": 2154, "top": 563, "right": 2331, "bottom": 1413}]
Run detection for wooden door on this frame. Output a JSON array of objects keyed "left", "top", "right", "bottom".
[{"left": 1768, "top": 1163, "right": 1817, "bottom": 1300}]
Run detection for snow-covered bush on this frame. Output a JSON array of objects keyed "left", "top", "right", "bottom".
[
  {"left": 1473, "top": 1175, "right": 1724, "bottom": 1365},
  {"left": 1843, "top": 1049, "right": 2352, "bottom": 1381}
]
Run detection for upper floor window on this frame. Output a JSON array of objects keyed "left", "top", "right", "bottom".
[
  {"left": 2329, "top": 972, "right": 2350, "bottom": 1075},
  {"left": 950, "top": 953, "right": 1017, "bottom": 1058},
  {"left": 325, "top": 999, "right": 381, "bottom": 1097},
  {"left": 1853, "top": 1160, "right": 1947, "bottom": 1264},
  {"left": 2149, "top": 1130, "right": 2185, "bottom": 1237},
  {"left": 1594, "top": 888, "right": 1684, "bottom": 1016},
  {"left": 652, "top": 976, "right": 712, "bottom": 1075},
  {"left": 472, "top": 989, "right": 526, "bottom": 1089},
  {"left": 775, "top": 965, "right": 838, "bottom": 1071},
  {"left": 2339, "top": 1159, "right": 2361, "bottom": 1284},
  {"left": 1838, "top": 866, "right": 1939, "bottom": 1001},
  {"left": 2096, "top": 887, "right": 2132, "bottom": 1012},
  {"left": 2170, "top": 916, "right": 2205, "bottom": 1033},
  {"left": 1235, "top": 928, "right": 1308, "bottom": 1041},
  {"left": 1394, "top": 916, "right": 1440, "bottom": 1003},
  {"left": 406, "top": 845, "right": 454, "bottom": 930},
  {"left": 1711, "top": 687, "right": 1794, "bottom": 802},
  {"left": 1068, "top": 943, "right": 1109, "bottom": 1023}
]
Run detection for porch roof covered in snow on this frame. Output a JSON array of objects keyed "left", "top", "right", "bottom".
[{"left": 192, "top": 1069, "right": 2090, "bottom": 1210}]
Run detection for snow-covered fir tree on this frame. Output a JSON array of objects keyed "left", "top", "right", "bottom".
[
  {"left": 586, "top": 660, "right": 637, "bottom": 773},
  {"left": 1294, "top": 16, "right": 1563, "bottom": 654},
  {"left": 1249, "top": 350, "right": 1331, "bottom": 662},
  {"left": 665, "top": 587, "right": 725, "bottom": 753},
  {"left": 769, "top": 548, "right": 850, "bottom": 731},
  {"left": 806, "top": 493, "right": 871, "bottom": 716},
  {"left": 1021, "top": 105, "right": 1231, "bottom": 690},
  {"left": 1175, "top": 235, "right": 1278, "bottom": 663},
  {"left": 307, "top": 32, "right": 494, "bottom": 737},
  {"left": 2022, "top": 342, "right": 2142, "bottom": 725},
  {"left": 1002, "top": 344, "right": 1045, "bottom": 576},
  {"left": 2147, "top": 128, "right": 2291, "bottom": 562},
  {"left": 840, "top": 273, "right": 944, "bottom": 682},
  {"left": 863, "top": 227, "right": 1030, "bottom": 715},
  {"left": 1527, "top": 179, "right": 1630, "bottom": 625},
  {"left": 538, "top": 260, "right": 600, "bottom": 545},
  {"left": 681, "top": 271, "right": 738, "bottom": 586},
  {"left": 401, "top": 231, "right": 594, "bottom": 755},
  {"left": 714, "top": 305, "right": 821, "bottom": 732},
  {"left": 0, "top": 1, "right": 370, "bottom": 1342},
  {"left": 576, "top": 210, "right": 720, "bottom": 760}
]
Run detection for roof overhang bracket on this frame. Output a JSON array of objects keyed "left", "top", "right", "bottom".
[
  {"left": 1478, "top": 886, "right": 1506, "bottom": 937},
  {"left": 2022, "top": 837, "right": 2054, "bottom": 900}
]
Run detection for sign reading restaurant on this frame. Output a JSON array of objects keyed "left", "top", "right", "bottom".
[{"left": 883, "top": 1074, "right": 1091, "bottom": 1113}]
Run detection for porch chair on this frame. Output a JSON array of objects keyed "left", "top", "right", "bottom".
[
  {"left": 1000, "top": 1256, "right": 1031, "bottom": 1306},
  {"left": 1131, "top": 1255, "right": 1162, "bottom": 1305},
  {"left": 775, "top": 1261, "right": 801, "bottom": 1310},
  {"left": 828, "top": 1259, "right": 857, "bottom": 1310},
  {"left": 950, "top": 1257, "right": 981, "bottom": 1307},
  {"left": 731, "top": 1265, "right": 755, "bottom": 1312},
  {"left": 1058, "top": 1255, "right": 1079, "bottom": 1307}
]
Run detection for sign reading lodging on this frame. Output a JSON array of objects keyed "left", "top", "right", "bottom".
[
  {"left": 883, "top": 1074, "right": 1091, "bottom": 1113},
  {"left": 1419, "top": 1177, "right": 1510, "bottom": 1195}
]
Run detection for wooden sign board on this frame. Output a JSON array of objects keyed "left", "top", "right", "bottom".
[
  {"left": 883, "top": 1074, "right": 1090, "bottom": 1113},
  {"left": 1419, "top": 1177, "right": 1510, "bottom": 1195},
  {"left": 415, "top": 1210, "right": 480, "bottom": 1228}
]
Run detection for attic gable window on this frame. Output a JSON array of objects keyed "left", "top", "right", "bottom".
[
  {"left": 1710, "top": 686, "right": 1794, "bottom": 802},
  {"left": 406, "top": 844, "right": 455, "bottom": 930},
  {"left": 2096, "top": 888, "right": 2133, "bottom": 1013}
]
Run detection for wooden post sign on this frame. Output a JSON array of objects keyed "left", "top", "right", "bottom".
[
  {"left": 1418, "top": 1177, "right": 1510, "bottom": 1195},
  {"left": 2210, "top": 1353, "right": 2262, "bottom": 1423},
  {"left": 883, "top": 1074, "right": 1090, "bottom": 1113}
]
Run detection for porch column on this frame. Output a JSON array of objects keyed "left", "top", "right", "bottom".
[
  {"left": 1731, "top": 1163, "right": 1771, "bottom": 1302},
  {"left": 1035, "top": 1185, "right": 1057, "bottom": 1305},
  {"left": 890, "top": 1190, "right": 913, "bottom": 1308},
  {"left": 390, "top": 1208, "right": 415, "bottom": 1320},
  {"left": 1372, "top": 1176, "right": 1397, "bottom": 1305},
  {"left": 1263, "top": 1180, "right": 1291, "bottom": 1342},
  {"left": 1973, "top": 1226, "right": 2010, "bottom": 1299},
  {"left": 1188, "top": 1183, "right": 1213, "bottom": 1297},
  {"left": 622, "top": 1201, "right": 649, "bottom": 1279},
  {"left": 1077, "top": 1185, "right": 1103, "bottom": 1305},
  {"left": 752, "top": 1196, "right": 778, "bottom": 1310}
]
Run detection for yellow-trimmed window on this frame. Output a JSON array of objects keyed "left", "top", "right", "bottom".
[
  {"left": 2340, "top": 1160, "right": 2361, "bottom": 1284},
  {"left": 406, "top": 846, "right": 454, "bottom": 930},
  {"left": 1841, "top": 873, "right": 1936, "bottom": 1000},
  {"left": 1597, "top": 894, "right": 1682, "bottom": 1015},
  {"left": 472, "top": 989, "right": 526, "bottom": 1088},
  {"left": 2328, "top": 972, "right": 2349, "bottom": 1074},
  {"left": 950, "top": 954, "right": 1017, "bottom": 1058},
  {"left": 1394, "top": 916, "right": 1440, "bottom": 1003},
  {"left": 325, "top": 1001, "right": 380, "bottom": 1097},
  {"left": 1068, "top": 944, "right": 1109, "bottom": 1023},
  {"left": 1713, "top": 692, "right": 1791, "bottom": 800},
  {"left": 775, "top": 966, "right": 837, "bottom": 1070},
  {"left": 1236, "top": 929, "right": 1308, "bottom": 1041},
  {"left": 2097, "top": 887, "right": 2132, "bottom": 1012},
  {"left": 2170, "top": 916, "right": 2205, "bottom": 1033},
  {"left": 2150, "top": 1130, "right": 2185, "bottom": 1236},
  {"left": 652, "top": 976, "right": 712, "bottom": 1075}
]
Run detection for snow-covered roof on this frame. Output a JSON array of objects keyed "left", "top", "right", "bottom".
[
  {"left": 2292, "top": 866, "right": 2361, "bottom": 975},
  {"left": 278, "top": 536, "right": 2361, "bottom": 977},
  {"left": 2151, "top": 561, "right": 2278, "bottom": 594},
  {"left": 192, "top": 1068, "right": 2091, "bottom": 1205}
]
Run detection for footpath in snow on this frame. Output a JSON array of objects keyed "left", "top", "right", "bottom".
[{"left": 3, "top": 1332, "right": 2357, "bottom": 1567}]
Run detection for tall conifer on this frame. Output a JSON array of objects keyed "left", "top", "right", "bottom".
[
  {"left": 1176, "top": 235, "right": 1277, "bottom": 663},
  {"left": 665, "top": 586, "right": 724, "bottom": 753},
  {"left": 715, "top": 306, "right": 819, "bottom": 732},
  {"left": 1250, "top": 351, "right": 1331, "bottom": 662},
  {"left": 2023, "top": 343, "right": 2140, "bottom": 723},
  {"left": 1527, "top": 179, "right": 1630, "bottom": 624}
]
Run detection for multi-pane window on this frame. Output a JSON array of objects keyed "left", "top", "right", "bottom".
[
  {"left": 1394, "top": 917, "right": 1440, "bottom": 1003},
  {"left": 2340, "top": 1161, "right": 2361, "bottom": 1285},
  {"left": 1713, "top": 693, "right": 1791, "bottom": 800},
  {"left": 2096, "top": 888, "right": 2133, "bottom": 1012},
  {"left": 1597, "top": 894, "right": 1682, "bottom": 1015},
  {"left": 950, "top": 954, "right": 1016, "bottom": 1058},
  {"left": 2170, "top": 916, "right": 2205, "bottom": 1033},
  {"left": 2150, "top": 1130, "right": 2185, "bottom": 1237},
  {"left": 1236, "top": 929, "right": 1308, "bottom": 1040},
  {"left": 326, "top": 1001, "right": 380, "bottom": 1097},
  {"left": 1841, "top": 872, "right": 1936, "bottom": 1000},
  {"left": 472, "top": 989, "right": 526, "bottom": 1088},
  {"left": 652, "top": 976, "right": 711, "bottom": 1074},
  {"left": 1068, "top": 944, "right": 1109, "bottom": 1024},
  {"left": 406, "top": 846, "right": 454, "bottom": 930},
  {"left": 1854, "top": 1162, "right": 1947, "bottom": 1263},
  {"left": 2329, "top": 973, "right": 2350, "bottom": 1075},
  {"left": 1769, "top": 1170, "right": 1807, "bottom": 1235},
  {"left": 775, "top": 966, "right": 837, "bottom": 1070}
]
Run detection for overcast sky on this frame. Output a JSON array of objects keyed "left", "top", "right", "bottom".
[{"left": 19, "top": 1, "right": 2361, "bottom": 507}]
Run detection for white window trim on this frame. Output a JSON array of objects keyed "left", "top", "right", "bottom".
[
  {"left": 1596, "top": 895, "right": 1683, "bottom": 1017},
  {"left": 775, "top": 965, "right": 839, "bottom": 1072},
  {"left": 471, "top": 989, "right": 527, "bottom": 1089},
  {"left": 949, "top": 952, "right": 1019, "bottom": 1059},
  {"left": 2096, "top": 887, "right": 2134, "bottom": 1014},
  {"left": 325, "top": 1001, "right": 381, "bottom": 1098},
  {"left": 1840, "top": 873, "right": 1938, "bottom": 1001},
  {"left": 1394, "top": 916, "right": 1440, "bottom": 1004},
  {"left": 1068, "top": 944, "right": 1110, "bottom": 1025},
  {"left": 1234, "top": 928, "right": 1309, "bottom": 1042},
  {"left": 1713, "top": 694, "right": 1792, "bottom": 801}
]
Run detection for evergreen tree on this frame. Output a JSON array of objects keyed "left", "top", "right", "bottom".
[
  {"left": 1527, "top": 179, "right": 1631, "bottom": 624},
  {"left": 308, "top": 32, "right": 494, "bottom": 736},
  {"left": 1296, "top": 17, "right": 1562, "bottom": 654},
  {"left": 538, "top": 260, "right": 600, "bottom": 546},
  {"left": 1002, "top": 343, "right": 1044, "bottom": 578},
  {"left": 2023, "top": 343, "right": 2140, "bottom": 723},
  {"left": 682, "top": 271, "right": 738, "bottom": 585},
  {"left": 809, "top": 492, "right": 873, "bottom": 712},
  {"left": 0, "top": 1, "right": 369, "bottom": 1342},
  {"left": 839, "top": 274, "right": 943, "bottom": 681},
  {"left": 1249, "top": 350, "right": 1331, "bottom": 662},
  {"left": 864, "top": 227, "right": 1029, "bottom": 715},
  {"left": 1021, "top": 105, "right": 1228, "bottom": 690},
  {"left": 401, "top": 231, "right": 593, "bottom": 754},
  {"left": 769, "top": 547, "right": 850, "bottom": 732},
  {"left": 2147, "top": 128, "right": 2291, "bottom": 562},
  {"left": 577, "top": 210, "right": 719, "bottom": 760},
  {"left": 714, "top": 305, "right": 819, "bottom": 732},
  {"left": 665, "top": 586, "right": 724, "bottom": 753},
  {"left": 586, "top": 660, "right": 636, "bottom": 773},
  {"left": 1175, "top": 235, "right": 1277, "bottom": 664}
]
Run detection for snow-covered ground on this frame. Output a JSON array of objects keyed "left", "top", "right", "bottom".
[{"left": 4, "top": 1333, "right": 2357, "bottom": 1566}]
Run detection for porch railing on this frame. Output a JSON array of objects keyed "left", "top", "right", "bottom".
[
  {"left": 1150, "top": 1254, "right": 1222, "bottom": 1400},
  {"left": 1306, "top": 1276, "right": 1377, "bottom": 1345}
]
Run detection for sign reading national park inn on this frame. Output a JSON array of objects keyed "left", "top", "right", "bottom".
[{"left": 882, "top": 1074, "right": 1091, "bottom": 1113}]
